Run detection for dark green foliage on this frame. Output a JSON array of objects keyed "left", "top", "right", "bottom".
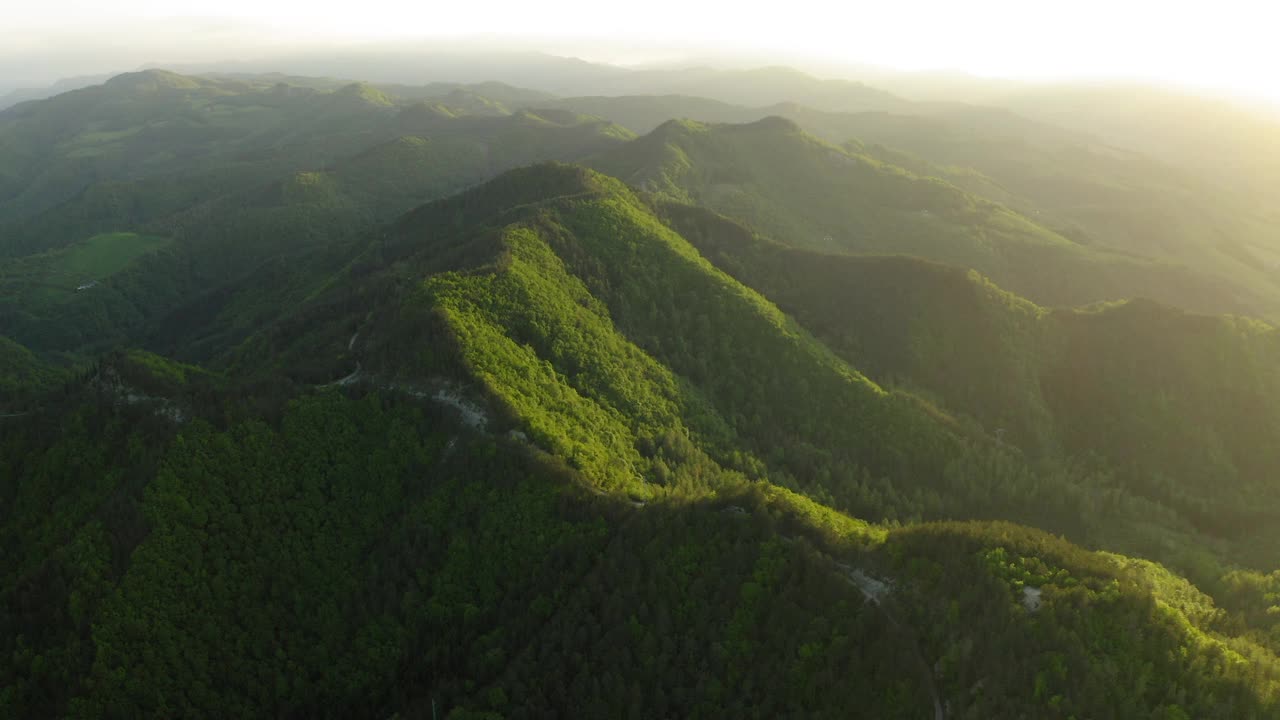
[
  {"left": 885, "top": 522, "right": 1280, "bottom": 719},
  {"left": 659, "top": 201, "right": 1280, "bottom": 568},
  {"left": 1040, "top": 301, "right": 1280, "bottom": 550},
  {"left": 382, "top": 164, "right": 985, "bottom": 521},
  {"left": 4, "top": 380, "right": 1276, "bottom": 717},
  {"left": 658, "top": 200, "right": 1054, "bottom": 454},
  {"left": 0, "top": 336, "right": 70, "bottom": 408},
  {"left": 3, "top": 83, "right": 1280, "bottom": 719},
  {"left": 0, "top": 73, "right": 632, "bottom": 357}
]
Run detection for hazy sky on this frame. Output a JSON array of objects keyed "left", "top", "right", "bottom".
[{"left": 5, "top": 0, "right": 1278, "bottom": 102}]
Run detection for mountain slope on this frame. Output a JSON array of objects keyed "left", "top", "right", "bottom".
[
  {"left": 0, "top": 71, "right": 631, "bottom": 258},
  {"left": 796, "top": 105, "right": 1280, "bottom": 319},
  {"left": 3, "top": 165, "right": 1278, "bottom": 718},
  {"left": 0, "top": 336, "right": 68, "bottom": 411},
  {"left": 235, "top": 163, "right": 1278, "bottom": 577},
  {"left": 588, "top": 117, "right": 1252, "bottom": 314},
  {"left": 993, "top": 83, "right": 1280, "bottom": 206},
  {"left": 0, "top": 77, "right": 633, "bottom": 358},
  {"left": 660, "top": 201, "right": 1280, "bottom": 572},
  {"left": 549, "top": 94, "right": 1280, "bottom": 318}
]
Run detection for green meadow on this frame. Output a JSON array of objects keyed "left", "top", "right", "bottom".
[{"left": 0, "top": 231, "right": 170, "bottom": 304}]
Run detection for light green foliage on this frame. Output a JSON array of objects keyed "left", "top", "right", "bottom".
[
  {"left": 425, "top": 232, "right": 671, "bottom": 493},
  {"left": 888, "top": 522, "right": 1280, "bottom": 719},
  {"left": 57, "top": 233, "right": 169, "bottom": 277},
  {"left": 385, "top": 166, "right": 985, "bottom": 523},
  {"left": 1, "top": 84, "right": 1280, "bottom": 719}
]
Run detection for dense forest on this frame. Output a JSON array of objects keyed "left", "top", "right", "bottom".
[{"left": 2, "top": 69, "right": 1280, "bottom": 718}]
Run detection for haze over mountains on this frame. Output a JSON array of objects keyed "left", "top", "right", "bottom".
[{"left": 4, "top": 52, "right": 1280, "bottom": 718}]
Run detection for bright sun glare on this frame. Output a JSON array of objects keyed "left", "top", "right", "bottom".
[{"left": 5, "top": 0, "right": 1280, "bottom": 103}]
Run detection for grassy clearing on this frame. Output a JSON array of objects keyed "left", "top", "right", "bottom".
[
  {"left": 57, "top": 232, "right": 170, "bottom": 278},
  {"left": 0, "top": 231, "right": 171, "bottom": 305}
]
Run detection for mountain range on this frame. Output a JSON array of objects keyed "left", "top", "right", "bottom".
[{"left": 3, "top": 65, "right": 1280, "bottom": 718}]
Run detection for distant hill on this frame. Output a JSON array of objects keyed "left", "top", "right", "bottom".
[
  {"left": 7, "top": 163, "right": 1278, "bottom": 717},
  {"left": 662, "top": 201, "right": 1280, "bottom": 568},
  {"left": 3, "top": 69, "right": 1280, "bottom": 719},
  {"left": 542, "top": 93, "right": 752, "bottom": 132},
  {"left": 583, "top": 65, "right": 916, "bottom": 113},
  {"left": 587, "top": 117, "right": 1251, "bottom": 314},
  {"left": 782, "top": 105, "right": 1280, "bottom": 318},
  {"left": 0, "top": 71, "right": 633, "bottom": 355},
  {"left": 0, "top": 70, "right": 606, "bottom": 241},
  {"left": 547, "top": 94, "right": 1280, "bottom": 319},
  {"left": 993, "top": 84, "right": 1280, "bottom": 205},
  {"left": 0, "top": 73, "right": 114, "bottom": 111}
]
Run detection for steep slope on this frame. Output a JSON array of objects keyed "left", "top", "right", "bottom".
[
  {"left": 994, "top": 83, "right": 1280, "bottom": 207},
  {"left": 1041, "top": 301, "right": 1280, "bottom": 548},
  {"left": 0, "top": 71, "right": 391, "bottom": 234},
  {"left": 0, "top": 74, "right": 114, "bottom": 112},
  {"left": 0, "top": 71, "right": 631, "bottom": 258},
  {"left": 793, "top": 105, "right": 1280, "bottom": 319},
  {"left": 660, "top": 202, "right": 1280, "bottom": 573},
  {"left": 9, "top": 374, "right": 1274, "bottom": 718},
  {"left": 0, "top": 83, "right": 633, "bottom": 357},
  {"left": 0, "top": 336, "right": 68, "bottom": 411},
  {"left": 3, "top": 165, "right": 1278, "bottom": 719},
  {"left": 230, "top": 164, "right": 1266, "bottom": 570},
  {"left": 246, "top": 163, "right": 979, "bottom": 513},
  {"left": 588, "top": 118, "right": 1250, "bottom": 315},
  {"left": 551, "top": 95, "right": 1280, "bottom": 318},
  {"left": 659, "top": 200, "right": 1053, "bottom": 451}
]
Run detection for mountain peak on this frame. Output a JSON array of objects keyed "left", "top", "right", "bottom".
[
  {"left": 650, "top": 118, "right": 709, "bottom": 137},
  {"left": 103, "top": 69, "right": 201, "bottom": 93},
  {"left": 393, "top": 162, "right": 620, "bottom": 237},
  {"left": 333, "top": 82, "right": 395, "bottom": 106},
  {"left": 741, "top": 115, "right": 802, "bottom": 133},
  {"left": 465, "top": 162, "right": 616, "bottom": 204}
]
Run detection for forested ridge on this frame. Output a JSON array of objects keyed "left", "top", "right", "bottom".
[
  {"left": 586, "top": 117, "right": 1252, "bottom": 316},
  {"left": 662, "top": 200, "right": 1280, "bottom": 570},
  {"left": 3, "top": 71, "right": 1280, "bottom": 718}
]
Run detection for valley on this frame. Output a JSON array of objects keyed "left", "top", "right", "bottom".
[{"left": 2, "top": 66, "right": 1280, "bottom": 719}]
